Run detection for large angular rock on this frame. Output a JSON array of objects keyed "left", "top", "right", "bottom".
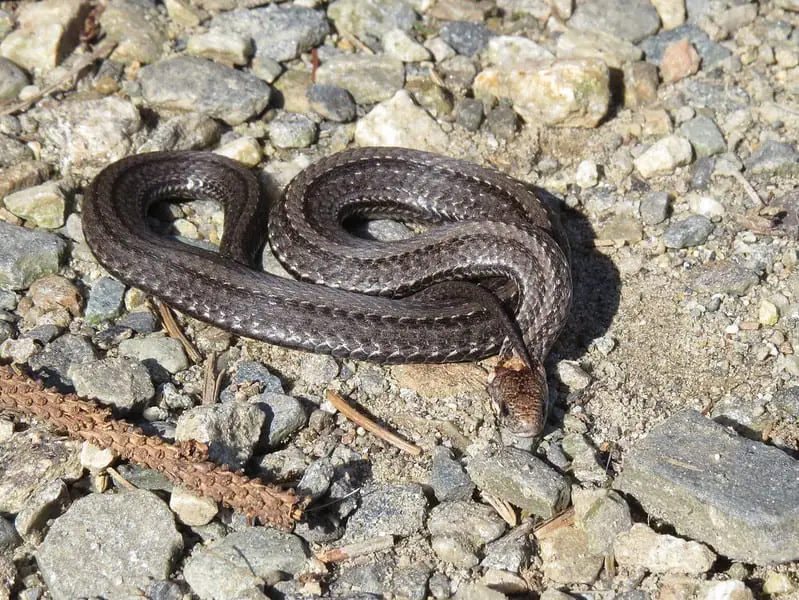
[{"left": 616, "top": 410, "right": 799, "bottom": 565}]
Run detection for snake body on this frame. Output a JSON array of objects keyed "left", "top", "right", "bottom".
[{"left": 83, "top": 147, "right": 572, "bottom": 434}]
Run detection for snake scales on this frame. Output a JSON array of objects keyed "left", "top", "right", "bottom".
[{"left": 82, "top": 147, "right": 572, "bottom": 436}]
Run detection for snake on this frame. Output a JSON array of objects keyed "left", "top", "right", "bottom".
[{"left": 82, "top": 147, "right": 572, "bottom": 436}]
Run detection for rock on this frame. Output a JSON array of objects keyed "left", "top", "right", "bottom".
[
  {"left": 255, "top": 391, "right": 307, "bottom": 447},
  {"left": 327, "top": 0, "right": 417, "bottom": 39},
  {"left": 165, "top": 0, "right": 206, "bottom": 27},
  {"left": 0, "top": 134, "right": 33, "bottom": 167},
  {"left": 616, "top": 409, "right": 799, "bottom": 564},
  {"left": 210, "top": 5, "right": 329, "bottom": 62},
  {"left": 714, "top": 4, "right": 757, "bottom": 32},
  {"left": 440, "top": 21, "right": 495, "bottom": 56},
  {"left": 686, "top": 192, "right": 724, "bottom": 219},
  {"left": 214, "top": 136, "right": 262, "bottom": 167},
  {"left": 538, "top": 526, "right": 604, "bottom": 584},
  {"left": 0, "top": 516, "right": 20, "bottom": 552},
  {"left": 640, "top": 191, "right": 670, "bottom": 225},
  {"left": 430, "top": 446, "right": 474, "bottom": 502},
  {"left": 316, "top": 55, "right": 405, "bottom": 105},
  {"left": 80, "top": 442, "right": 115, "bottom": 471},
  {"left": 0, "top": 0, "right": 90, "bottom": 72},
  {"left": 383, "top": 29, "right": 431, "bottom": 62},
  {"left": 100, "top": 0, "right": 167, "bottom": 64},
  {"left": 68, "top": 357, "right": 154, "bottom": 414},
  {"left": 556, "top": 360, "right": 592, "bottom": 389},
  {"left": 661, "top": 39, "right": 701, "bottom": 83},
  {"left": 638, "top": 24, "right": 731, "bottom": 68},
  {"left": 0, "top": 161, "right": 51, "bottom": 199},
  {"left": 37, "top": 96, "right": 142, "bottom": 175},
  {"left": 0, "top": 58, "right": 29, "bottom": 101},
  {"left": 223, "top": 361, "right": 284, "bottom": 397},
  {"left": 345, "top": 483, "right": 427, "bottom": 542},
  {"left": 84, "top": 276, "right": 126, "bottom": 324},
  {"left": 169, "top": 486, "right": 218, "bottom": 527},
  {"left": 183, "top": 528, "right": 308, "bottom": 598},
  {"left": 473, "top": 59, "right": 610, "bottom": 128},
  {"left": 663, "top": 215, "right": 713, "bottom": 249},
  {"left": 481, "top": 525, "right": 533, "bottom": 573},
  {"left": 556, "top": 29, "right": 642, "bottom": 69},
  {"left": 118, "top": 334, "right": 189, "bottom": 375},
  {"left": 573, "top": 488, "right": 632, "bottom": 554},
  {"left": 296, "top": 458, "right": 334, "bottom": 500},
  {"left": 28, "top": 333, "right": 98, "bottom": 388},
  {"left": 3, "top": 181, "right": 66, "bottom": 229},
  {"left": 428, "top": 500, "right": 506, "bottom": 547},
  {"left": 187, "top": 30, "right": 253, "bottom": 66},
  {"left": 27, "top": 275, "right": 82, "bottom": 319},
  {"left": 354, "top": 90, "right": 448, "bottom": 151},
  {"left": 699, "top": 580, "right": 754, "bottom": 600},
  {"left": 36, "top": 490, "right": 183, "bottom": 599},
  {"left": 307, "top": 84, "right": 357, "bottom": 122},
  {"left": 140, "top": 57, "right": 271, "bottom": 126},
  {"left": 623, "top": 62, "right": 660, "bottom": 107},
  {"left": 634, "top": 135, "right": 693, "bottom": 178},
  {"left": 455, "top": 98, "right": 484, "bottom": 131},
  {"left": 466, "top": 447, "right": 571, "bottom": 518},
  {"left": 567, "top": 0, "right": 660, "bottom": 43},
  {"left": 175, "top": 401, "right": 265, "bottom": 470},
  {"left": 432, "top": 535, "right": 480, "bottom": 568},
  {"left": 14, "top": 479, "right": 70, "bottom": 539},
  {"left": 268, "top": 112, "right": 317, "bottom": 149},
  {"left": 651, "top": 0, "right": 685, "bottom": 29},
  {"left": 615, "top": 523, "right": 716, "bottom": 573},
  {"left": 692, "top": 261, "right": 759, "bottom": 296},
  {"left": 678, "top": 115, "right": 726, "bottom": 158},
  {"left": 138, "top": 113, "right": 221, "bottom": 154},
  {"left": 745, "top": 141, "right": 799, "bottom": 177},
  {"left": 484, "top": 36, "right": 553, "bottom": 69}
]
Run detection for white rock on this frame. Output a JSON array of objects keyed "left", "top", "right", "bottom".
[
  {"left": 650, "top": 0, "right": 686, "bottom": 29},
  {"left": 614, "top": 524, "right": 716, "bottom": 574},
  {"left": 701, "top": 580, "right": 754, "bottom": 600},
  {"left": 214, "top": 136, "right": 263, "bottom": 167},
  {"left": 686, "top": 192, "right": 724, "bottom": 219},
  {"left": 575, "top": 160, "right": 599, "bottom": 188},
  {"left": 382, "top": 29, "right": 431, "bottom": 62},
  {"left": 187, "top": 31, "right": 253, "bottom": 66},
  {"left": 633, "top": 135, "right": 693, "bottom": 178},
  {"left": 484, "top": 36, "right": 554, "bottom": 68},
  {"left": 80, "top": 442, "right": 116, "bottom": 471},
  {"left": 355, "top": 90, "right": 448, "bottom": 152},
  {"left": 555, "top": 360, "right": 591, "bottom": 390},
  {"left": 169, "top": 485, "right": 218, "bottom": 527}
]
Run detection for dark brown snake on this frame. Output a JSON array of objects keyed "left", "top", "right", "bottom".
[{"left": 82, "top": 147, "right": 572, "bottom": 436}]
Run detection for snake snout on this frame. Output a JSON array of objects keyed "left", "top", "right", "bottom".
[{"left": 488, "top": 358, "right": 547, "bottom": 437}]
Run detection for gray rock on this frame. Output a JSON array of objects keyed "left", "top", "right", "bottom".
[
  {"left": 138, "top": 113, "right": 221, "bottom": 154},
  {"left": 37, "top": 96, "right": 142, "bottom": 175},
  {"left": 430, "top": 446, "right": 474, "bottom": 502},
  {"left": 0, "top": 221, "right": 65, "bottom": 291},
  {"left": 440, "top": 21, "right": 495, "bottom": 56},
  {"left": 118, "top": 310, "right": 158, "bottom": 334},
  {"left": 616, "top": 409, "right": 799, "bottom": 564},
  {"left": 615, "top": 523, "right": 717, "bottom": 573},
  {"left": 345, "top": 483, "right": 427, "bottom": 542},
  {"left": 692, "top": 261, "right": 759, "bottom": 296},
  {"left": 383, "top": 29, "right": 431, "bottom": 62},
  {"left": 466, "top": 447, "right": 571, "bottom": 518},
  {"left": 0, "top": 516, "right": 20, "bottom": 552},
  {"left": 140, "top": 57, "right": 271, "bottom": 126},
  {"left": 254, "top": 445, "right": 308, "bottom": 482},
  {"left": 0, "top": 320, "right": 13, "bottom": 344},
  {"left": 0, "top": 289, "right": 17, "bottom": 310},
  {"left": 679, "top": 115, "right": 726, "bottom": 158},
  {"left": 3, "top": 181, "right": 66, "bottom": 229},
  {"left": 539, "top": 526, "right": 603, "bottom": 584},
  {"left": 432, "top": 534, "right": 480, "bottom": 568},
  {"left": 210, "top": 5, "right": 329, "bottom": 62},
  {"left": 640, "top": 191, "right": 670, "bottom": 225},
  {"left": 485, "top": 104, "right": 519, "bottom": 141},
  {"left": 573, "top": 488, "right": 633, "bottom": 554},
  {"left": 391, "top": 566, "right": 430, "bottom": 600},
  {"left": 0, "top": 57, "right": 28, "bottom": 101},
  {"left": 14, "top": 478, "right": 70, "bottom": 539},
  {"left": 638, "top": 24, "right": 732, "bottom": 66},
  {"left": 0, "top": 133, "right": 33, "bottom": 167},
  {"left": 256, "top": 391, "right": 307, "bottom": 447},
  {"left": 691, "top": 156, "right": 715, "bottom": 190},
  {"left": 118, "top": 334, "right": 189, "bottom": 375},
  {"left": 481, "top": 524, "right": 533, "bottom": 573},
  {"left": 297, "top": 458, "right": 334, "bottom": 500},
  {"left": 427, "top": 500, "right": 506, "bottom": 547},
  {"left": 68, "top": 357, "right": 155, "bottom": 414},
  {"left": 36, "top": 490, "right": 183, "bottom": 600},
  {"left": 268, "top": 112, "right": 317, "bottom": 149},
  {"left": 745, "top": 141, "right": 799, "bottom": 177},
  {"left": 681, "top": 80, "right": 750, "bottom": 112},
  {"left": 327, "top": 0, "right": 417, "bottom": 39},
  {"left": 183, "top": 528, "right": 308, "bottom": 599},
  {"left": 175, "top": 401, "right": 266, "bottom": 470},
  {"left": 568, "top": 0, "right": 659, "bottom": 42},
  {"left": 663, "top": 215, "right": 714, "bottom": 249},
  {"left": 28, "top": 333, "right": 98, "bottom": 388},
  {"left": 455, "top": 98, "right": 484, "bottom": 131},
  {"left": 223, "top": 361, "right": 284, "bottom": 398},
  {"left": 772, "top": 387, "right": 799, "bottom": 420},
  {"left": 429, "top": 572, "right": 451, "bottom": 599},
  {"left": 187, "top": 30, "right": 253, "bottom": 66},
  {"left": 316, "top": 55, "right": 405, "bottom": 105},
  {"left": 99, "top": 0, "right": 167, "bottom": 64},
  {"left": 299, "top": 353, "right": 340, "bottom": 386},
  {"left": 307, "top": 84, "right": 357, "bottom": 122},
  {"left": 84, "top": 276, "right": 126, "bottom": 324},
  {"left": 634, "top": 135, "right": 693, "bottom": 178}
]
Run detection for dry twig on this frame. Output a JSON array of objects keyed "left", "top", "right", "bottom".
[
  {"left": 202, "top": 351, "right": 224, "bottom": 405},
  {"left": 154, "top": 299, "right": 202, "bottom": 364},
  {"left": 0, "top": 364, "right": 303, "bottom": 529},
  {"left": 326, "top": 390, "right": 422, "bottom": 456},
  {"left": 316, "top": 535, "right": 395, "bottom": 563}
]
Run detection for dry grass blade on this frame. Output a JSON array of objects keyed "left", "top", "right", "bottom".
[
  {"left": 533, "top": 507, "right": 575, "bottom": 537},
  {"left": 0, "top": 364, "right": 303, "bottom": 529},
  {"left": 202, "top": 351, "right": 224, "bottom": 405},
  {"left": 316, "top": 535, "right": 395, "bottom": 563},
  {"left": 326, "top": 390, "right": 422, "bottom": 456},
  {"left": 155, "top": 299, "right": 202, "bottom": 364},
  {"left": 482, "top": 491, "right": 518, "bottom": 527}
]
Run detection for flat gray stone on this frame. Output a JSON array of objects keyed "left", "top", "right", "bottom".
[
  {"left": 84, "top": 276, "right": 126, "bottom": 324},
  {"left": 616, "top": 409, "right": 799, "bottom": 564},
  {"left": 28, "top": 333, "right": 98, "bottom": 388},
  {"left": 638, "top": 24, "right": 732, "bottom": 66},
  {"left": 428, "top": 500, "right": 506, "bottom": 548},
  {"left": 745, "top": 141, "right": 799, "bottom": 177},
  {"left": 0, "top": 133, "right": 33, "bottom": 168},
  {"left": 0, "top": 57, "right": 29, "bottom": 101},
  {"left": 36, "top": 490, "right": 183, "bottom": 600},
  {"left": 14, "top": 478, "right": 70, "bottom": 539},
  {"left": 68, "top": 357, "right": 155, "bottom": 414},
  {"left": 99, "top": 0, "right": 167, "bottom": 64},
  {"left": 679, "top": 115, "right": 726, "bottom": 158},
  {"left": 345, "top": 483, "right": 427, "bottom": 542},
  {"left": 327, "top": 0, "right": 417, "bottom": 39},
  {"left": 255, "top": 391, "right": 307, "bottom": 447},
  {"left": 118, "top": 334, "right": 188, "bottom": 375},
  {"left": 466, "top": 447, "right": 571, "bottom": 518},
  {"left": 210, "top": 5, "right": 329, "bottom": 62},
  {"left": 568, "top": 0, "right": 660, "bottom": 43},
  {"left": 0, "top": 221, "right": 66, "bottom": 291},
  {"left": 663, "top": 215, "right": 713, "bottom": 249},
  {"left": 140, "top": 56, "right": 271, "bottom": 126},
  {"left": 183, "top": 528, "right": 308, "bottom": 599},
  {"left": 316, "top": 55, "right": 405, "bottom": 105},
  {"left": 692, "top": 261, "right": 759, "bottom": 296},
  {"left": 430, "top": 446, "right": 474, "bottom": 502}
]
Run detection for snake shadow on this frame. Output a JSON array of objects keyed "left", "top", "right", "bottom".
[{"left": 537, "top": 188, "right": 622, "bottom": 366}]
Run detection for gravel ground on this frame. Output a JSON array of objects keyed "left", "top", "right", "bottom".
[{"left": 0, "top": 0, "right": 798, "bottom": 598}]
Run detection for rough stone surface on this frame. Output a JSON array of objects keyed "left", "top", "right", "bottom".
[
  {"left": 633, "top": 135, "right": 693, "bottom": 178},
  {"left": 255, "top": 391, "right": 307, "bottom": 447},
  {"left": 0, "top": 221, "right": 66, "bottom": 290},
  {"left": 68, "top": 357, "right": 155, "bottom": 414},
  {"left": 538, "top": 526, "right": 604, "bottom": 584},
  {"left": 118, "top": 334, "right": 189, "bottom": 375},
  {"left": 663, "top": 215, "right": 714, "bottom": 249},
  {"left": 616, "top": 410, "right": 799, "bottom": 564},
  {"left": 354, "top": 90, "right": 448, "bottom": 151},
  {"left": 430, "top": 446, "right": 474, "bottom": 502},
  {"left": 327, "top": 0, "right": 417, "bottom": 39},
  {"left": 568, "top": 0, "right": 660, "bottom": 42},
  {"left": 614, "top": 523, "right": 717, "bottom": 573},
  {"left": 428, "top": 500, "right": 506, "bottom": 548},
  {"left": 316, "top": 55, "right": 405, "bottom": 105},
  {"left": 345, "top": 484, "right": 428, "bottom": 542},
  {"left": 100, "top": 0, "right": 167, "bottom": 64},
  {"left": 36, "top": 490, "right": 182, "bottom": 600},
  {"left": 0, "top": 57, "right": 29, "bottom": 101}
]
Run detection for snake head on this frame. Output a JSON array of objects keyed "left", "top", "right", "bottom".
[{"left": 488, "top": 356, "right": 547, "bottom": 437}]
